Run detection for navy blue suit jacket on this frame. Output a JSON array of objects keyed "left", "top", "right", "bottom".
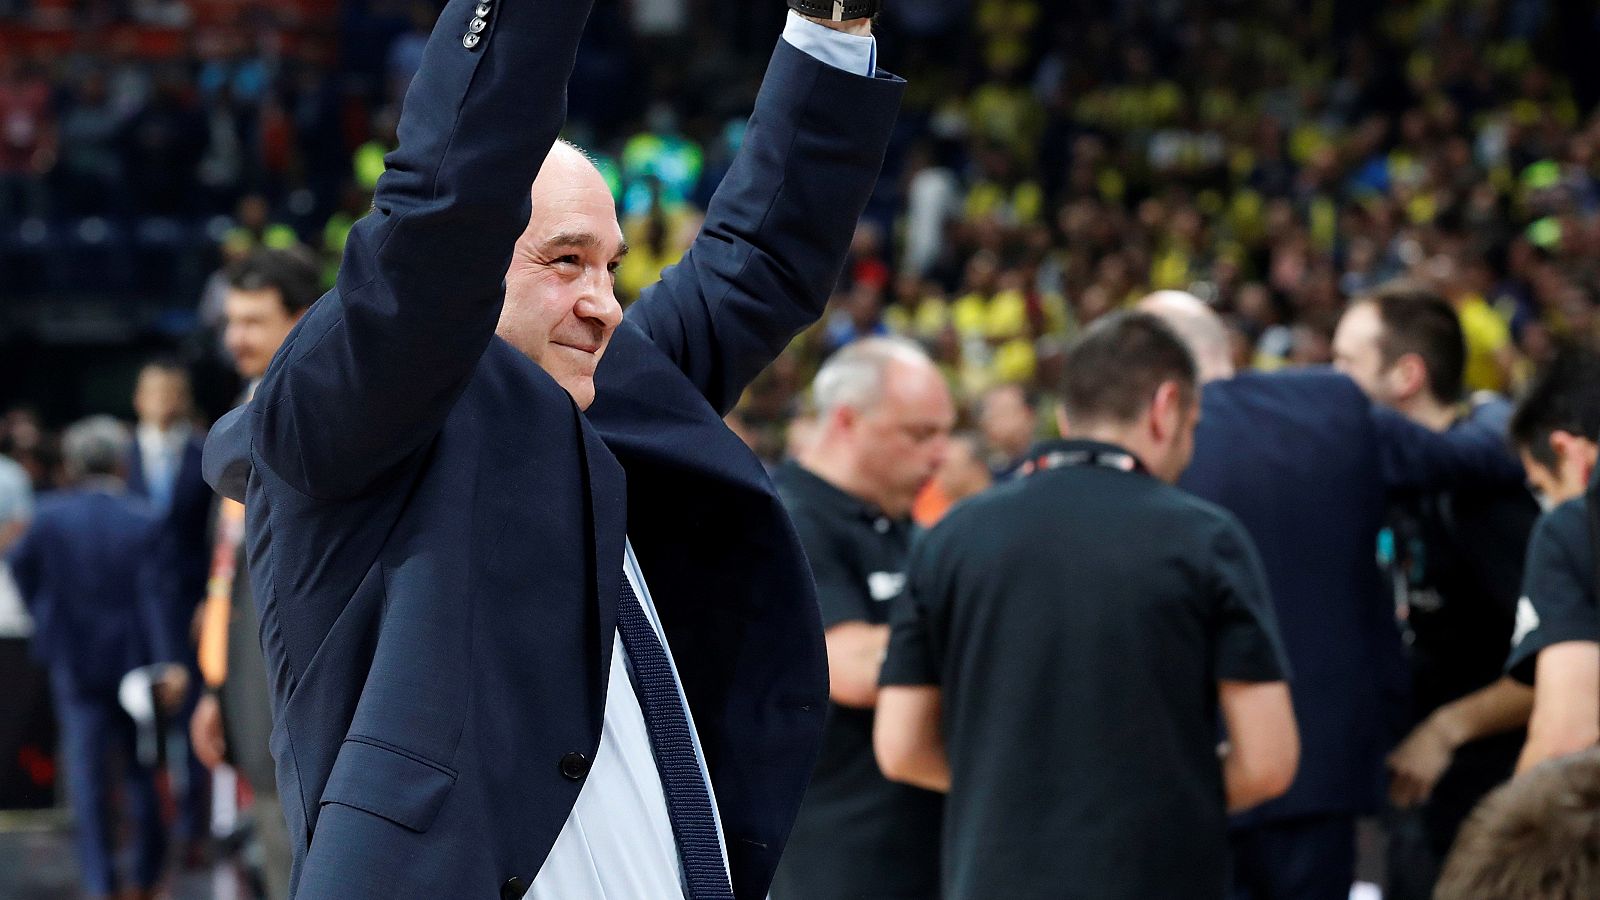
[
  {"left": 8, "top": 484, "right": 177, "bottom": 694},
  {"left": 1180, "top": 370, "right": 1522, "bottom": 825},
  {"left": 128, "top": 435, "right": 212, "bottom": 638},
  {"left": 203, "top": 1, "right": 902, "bottom": 896}
]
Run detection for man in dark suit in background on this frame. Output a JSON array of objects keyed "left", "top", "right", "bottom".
[
  {"left": 1330, "top": 287, "right": 1538, "bottom": 899},
  {"left": 126, "top": 359, "right": 214, "bottom": 856},
  {"left": 128, "top": 360, "right": 211, "bottom": 622},
  {"left": 1141, "top": 291, "right": 1524, "bottom": 900},
  {"left": 9, "top": 416, "right": 186, "bottom": 900},
  {"left": 203, "top": 0, "right": 902, "bottom": 897}
]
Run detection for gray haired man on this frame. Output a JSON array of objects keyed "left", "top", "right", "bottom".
[
  {"left": 770, "top": 338, "right": 954, "bottom": 899},
  {"left": 9, "top": 416, "right": 185, "bottom": 900}
]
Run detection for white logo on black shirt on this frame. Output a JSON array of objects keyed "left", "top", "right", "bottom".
[
  {"left": 867, "top": 571, "right": 906, "bottom": 602},
  {"left": 1512, "top": 596, "right": 1541, "bottom": 647}
]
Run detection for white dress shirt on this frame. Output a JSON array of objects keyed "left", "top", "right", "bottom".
[
  {"left": 136, "top": 421, "right": 190, "bottom": 512},
  {"left": 526, "top": 541, "right": 729, "bottom": 899},
  {"left": 526, "top": 19, "right": 876, "bottom": 900}
]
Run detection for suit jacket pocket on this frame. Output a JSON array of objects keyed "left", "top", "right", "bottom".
[{"left": 319, "top": 735, "right": 458, "bottom": 833}]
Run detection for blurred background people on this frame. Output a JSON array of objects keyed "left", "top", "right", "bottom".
[
  {"left": 127, "top": 359, "right": 214, "bottom": 861},
  {"left": 189, "top": 247, "right": 317, "bottom": 900},
  {"left": 1145, "top": 290, "right": 1523, "bottom": 900},
  {"left": 877, "top": 312, "right": 1297, "bottom": 900},
  {"left": 1331, "top": 286, "right": 1539, "bottom": 900},
  {"left": 770, "top": 337, "right": 953, "bottom": 900},
  {"left": 976, "top": 383, "right": 1037, "bottom": 479},
  {"left": 7, "top": 416, "right": 185, "bottom": 900},
  {"left": 911, "top": 430, "right": 992, "bottom": 527},
  {"left": 1502, "top": 350, "right": 1600, "bottom": 775}
]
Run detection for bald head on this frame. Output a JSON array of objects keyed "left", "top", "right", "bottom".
[
  {"left": 1137, "top": 291, "right": 1235, "bottom": 382},
  {"left": 806, "top": 338, "right": 956, "bottom": 518}
]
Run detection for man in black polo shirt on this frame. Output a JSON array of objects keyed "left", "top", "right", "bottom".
[
  {"left": 875, "top": 312, "right": 1298, "bottom": 900},
  {"left": 769, "top": 337, "right": 954, "bottom": 899},
  {"left": 1503, "top": 349, "right": 1600, "bottom": 772}
]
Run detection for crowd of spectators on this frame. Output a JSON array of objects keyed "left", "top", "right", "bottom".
[
  {"left": 746, "top": 0, "right": 1600, "bottom": 458},
  {"left": 6, "top": 0, "right": 1600, "bottom": 437}
]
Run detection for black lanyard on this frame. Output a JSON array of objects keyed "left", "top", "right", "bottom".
[{"left": 1018, "top": 447, "right": 1149, "bottom": 479}]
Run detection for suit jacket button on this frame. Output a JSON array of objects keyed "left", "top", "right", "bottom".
[
  {"left": 500, "top": 876, "right": 528, "bottom": 900},
  {"left": 468, "top": 16, "right": 487, "bottom": 33},
  {"left": 559, "top": 751, "right": 590, "bottom": 780},
  {"left": 475, "top": 3, "right": 490, "bottom": 16},
  {"left": 462, "top": 32, "right": 480, "bottom": 48}
]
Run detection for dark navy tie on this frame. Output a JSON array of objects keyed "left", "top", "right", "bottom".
[{"left": 616, "top": 578, "right": 734, "bottom": 900}]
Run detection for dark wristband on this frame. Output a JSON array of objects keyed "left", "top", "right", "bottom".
[{"left": 787, "top": 0, "right": 880, "bottom": 22}]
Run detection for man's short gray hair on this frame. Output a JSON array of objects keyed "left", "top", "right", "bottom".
[
  {"left": 62, "top": 416, "right": 130, "bottom": 481},
  {"left": 812, "top": 337, "right": 933, "bottom": 419}
]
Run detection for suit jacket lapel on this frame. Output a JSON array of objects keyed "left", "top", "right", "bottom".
[{"left": 575, "top": 404, "right": 626, "bottom": 733}]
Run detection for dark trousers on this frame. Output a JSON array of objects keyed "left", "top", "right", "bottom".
[
  {"left": 170, "top": 668, "right": 212, "bottom": 845},
  {"left": 52, "top": 676, "right": 167, "bottom": 895},
  {"left": 1229, "top": 814, "right": 1356, "bottom": 900}
]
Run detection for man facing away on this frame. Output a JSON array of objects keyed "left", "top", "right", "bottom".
[
  {"left": 1330, "top": 287, "right": 1538, "bottom": 898},
  {"left": 1501, "top": 349, "right": 1600, "bottom": 773},
  {"left": 9, "top": 417, "right": 185, "bottom": 900},
  {"left": 876, "top": 312, "right": 1298, "bottom": 900},
  {"left": 202, "top": 1, "right": 904, "bottom": 897},
  {"left": 1141, "top": 290, "right": 1524, "bottom": 900},
  {"left": 769, "top": 337, "right": 952, "bottom": 900}
]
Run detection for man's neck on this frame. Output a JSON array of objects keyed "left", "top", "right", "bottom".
[
  {"left": 802, "top": 452, "right": 900, "bottom": 518},
  {"left": 1064, "top": 423, "right": 1151, "bottom": 470},
  {"left": 1398, "top": 395, "right": 1457, "bottom": 434}
]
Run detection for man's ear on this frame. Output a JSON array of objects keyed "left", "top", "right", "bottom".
[
  {"left": 1551, "top": 431, "right": 1600, "bottom": 479},
  {"left": 1054, "top": 405, "right": 1071, "bottom": 439},
  {"left": 1389, "top": 353, "right": 1428, "bottom": 402},
  {"left": 833, "top": 403, "right": 860, "bottom": 436},
  {"left": 1549, "top": 430, "right": 1583, "bottom": 467},
  {"left": 1150, "top": 381, "right": 1183, "bottom": 443}
]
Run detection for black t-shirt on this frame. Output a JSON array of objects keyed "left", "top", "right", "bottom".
[
  {"left": 1380, "top": 470, "right": 1537, "bottom": 853},
  {"left": 881, "top": 440, "right": 1288, "bottom": 900},
  {"left": 768, "top": 461, "right": 941, "bottom": 900},
  {"left": 1381, "top": 407, "right": 1538, "bottom": 718},
  {"left": 1506, "top": 497, "right": 1599, "bottom": 685}
]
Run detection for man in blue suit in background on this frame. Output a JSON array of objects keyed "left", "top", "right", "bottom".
[
  {"left": 1143, "top": 292, "right": 1524, "bottom": 900},
  {"left": 126, "top": 359, "right": 214, "bottom": 855},
  {"left": 9, "top": 416, "right": 186, "bottom": 900},
  {"left": 127, "top": 360, "right": 211, "bottom": 614},
  {"left": 203, "top": 0, "right": 902, "bottom": 897}
]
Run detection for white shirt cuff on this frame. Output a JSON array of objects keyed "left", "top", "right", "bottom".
[{"left": 780, "top": 9, "right": 877, "bottom": 78}]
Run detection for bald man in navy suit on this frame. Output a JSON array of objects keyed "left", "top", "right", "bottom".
[{"left": 204, "top": 1, "right": 903, "bottom": 897}]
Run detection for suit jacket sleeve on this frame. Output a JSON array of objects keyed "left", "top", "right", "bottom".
[
  {"left": 624, "top": 40, "right": 905, "bottom": 414},
  {"left": 1372, "top": 404, "right": 1524, "bottom": 493},
  {"left": 248, "top": 0, "right": 595, "bottom": 500}
]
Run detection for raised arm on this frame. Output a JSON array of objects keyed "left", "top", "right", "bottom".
[
  {"left": 623, "top": 19, "right": 904, "bottom": 414},
  {"left": 247, "top": 0, "right": 595, "bottom": 499}
]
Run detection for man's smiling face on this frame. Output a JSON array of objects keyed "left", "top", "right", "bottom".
[{"left": 498, "top": 142, "right": 629, "bottom": 411}]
